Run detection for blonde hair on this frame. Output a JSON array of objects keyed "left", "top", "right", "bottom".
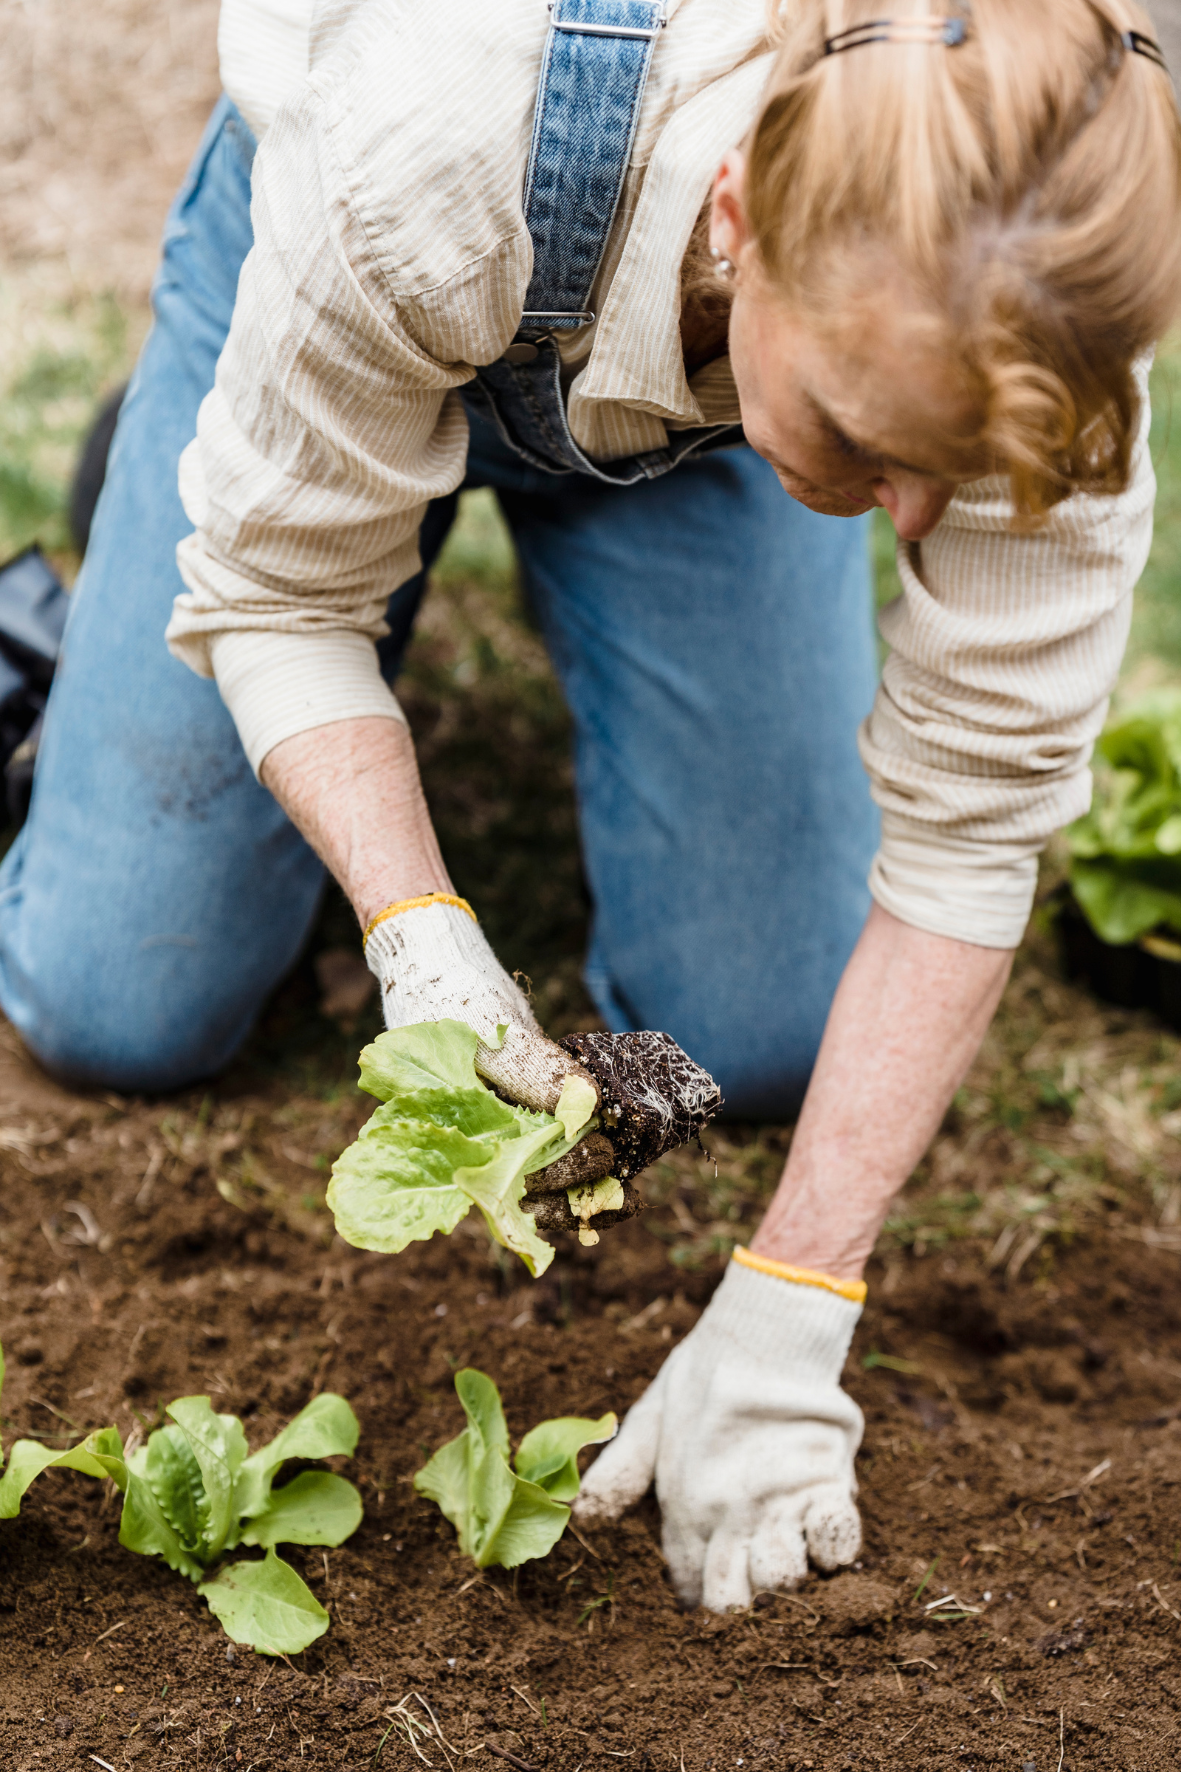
[{"left": 734, "top": 0, "right": 1181, "bottom": 514}]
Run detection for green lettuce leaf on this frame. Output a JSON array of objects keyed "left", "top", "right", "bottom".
[
  {"left": 199, "top": 1548, "right": 329, "bottom": 1654},
  {"left": 515, "top": 1412, "right": 618, "bottom": 1503},
  {"left": 165, "top": 1399, "right": 248, "bottom": 1559},
  {"left": 454, "top": 1124, "right": 568, "bottom": 1276},
  {"left": 239, "top": 1472, "right": 363, "bottom": 1549},
  {"left": 414, "top": 1368, "right": 508, "bottom": 1560},
  {"left": 358, "top": 1019, "right": 486, "bottom": 1099},
  {"left": 137, "top": 1424, "right": 205, "bottom": 1553},
  {"left": 136, "top": 1400, "right": 248, "bottom": 1562},
  {"left": 118, "top": 1462, "right": 207, "bottom": 1582},
  {"left": 554, "top": 1071, "right": 598, "bottom": 1142},
  {"left": 326, "top": 1106, "right": 492, "bottom": 1255},
  {"left": 414, "top": 1369, "right": 609, "bottom": 1569},
  {"left": 1070, "top": 855, "right": 1181, "bottom": 946},
  {"left": 1068, "top": 692, "right": 1181, "bottom": 942},
  {"left": 235, "top": 1394, "right": 360, "bottom": 1522},
  {"left": 329, "top": 1020, "right": 598, "bottom": 1276},
  {"left": 0, "top": 1426, "right": 126, "bottom": 1521}
]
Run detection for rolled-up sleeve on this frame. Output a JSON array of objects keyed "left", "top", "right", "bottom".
[
  {"left": 166, "top": 87, "right": 481, "bottom": 774},
  {"left": 860, "top": 367, "right": 1155, "bottom": 948}
]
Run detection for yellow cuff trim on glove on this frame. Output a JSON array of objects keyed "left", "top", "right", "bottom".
[
  {"left": 732, "top": 1245, "right": 867, "bottom": 1305},
  {"left": 362, "top": 893, "right": 477, "bottom": 947}
]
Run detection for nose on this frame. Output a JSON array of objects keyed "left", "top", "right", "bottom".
[{"left": 872, "top": 474, "right": 955, "bottom": 542}]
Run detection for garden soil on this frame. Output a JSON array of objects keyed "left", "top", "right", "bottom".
[{"left": 2, "top": 1008, "right": 1181, "bottom": 1772}]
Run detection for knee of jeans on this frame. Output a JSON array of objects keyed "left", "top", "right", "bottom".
[
  {"left": 711, "top": 1046, "right": 818, "bottom": 1122},
  {"left": 9, "top": 963, "right": 245, "bottom": 1095}
]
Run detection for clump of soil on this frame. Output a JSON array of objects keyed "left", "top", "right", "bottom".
[
  {"left": 560, "top": 1030, "right": 723, "bottom": 1180},
  {"left": 2, "top": 1012, "right": 1181, "bottom": 1770}
]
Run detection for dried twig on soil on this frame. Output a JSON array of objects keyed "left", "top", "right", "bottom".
[
  {"left": 924, "top": 1592, "right": 982, "bottom": 1619},
  {"left": 1047, "top": 1456, "right": 1111, "bottom": 1502},
  {"left": 484, "top": 1747, "right": 539, "bottom": 1772},
  {"left": 383, "top": 1693, "right": 459, "bottom": 1770},
  {"left": 135, "top": 1144, "right": 165, "bottom": 1209},
  {"left": 1151, "top": 1581, "right": 1181, "bottom": 1621},
  {"left": 566, "top": 1523, "right": 604, "bottom": 1561}
]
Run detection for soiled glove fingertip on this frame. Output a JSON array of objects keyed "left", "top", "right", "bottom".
[
  {"left": 572, "top": 1461, "right": 651, "bottom": 1524},
  {"left": 570, "top": 1488, "right": 620, "bottom": 1526},
  {"left": 803, "top": 1492, "right": 862, "bottom": 1571},
  {"left": 700, "top": 1567, "right": 753, "bottom": 1615}
]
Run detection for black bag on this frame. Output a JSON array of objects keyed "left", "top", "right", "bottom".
[
  {"left": 0, "top": 383, "right": 126, "bottom": 829},
  {"left": 0, "top": 547, "right": 70, "bottom": 825}
]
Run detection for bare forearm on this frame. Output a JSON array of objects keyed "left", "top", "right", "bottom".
[
  {"left": 260, "top": 716, "right": 452, "bottom": 927},
  {"left": 753, "top": 902, "right": 1013, "bottom": 1280}
]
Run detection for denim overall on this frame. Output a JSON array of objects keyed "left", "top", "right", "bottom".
[
  {"left": 466, "top": 0, "right": 742, "bottom": 485},
  {"left": 0, "top": 28, "right": 878, "bottom": 1113}
]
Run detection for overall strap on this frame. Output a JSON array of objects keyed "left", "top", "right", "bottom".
[{"left": 516, "top": 0, "right": 667, "bottom": 342}]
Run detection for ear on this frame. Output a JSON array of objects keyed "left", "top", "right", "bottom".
[{"left": 710, "top": 147, "right": 752, "bottom": 267}]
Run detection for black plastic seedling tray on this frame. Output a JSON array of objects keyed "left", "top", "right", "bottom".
[{"left": 1055, "top": 887, "right": 1181, "bottom": 1031}]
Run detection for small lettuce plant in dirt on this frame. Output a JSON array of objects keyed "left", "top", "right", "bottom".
[
  {"left": 1068, "top": 689, "right": 1181, "bottom": 943},
  {"left": 0, "top": 1341, "right": 361, "bottom": 1654},
  {"left": 414, "top": 1367, "right": 616, "bottom": 1568},
  {"left": 327, "top": 1019, "right": 601, "bottom": 1276}
]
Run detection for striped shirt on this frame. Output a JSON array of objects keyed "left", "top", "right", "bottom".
[{"left": 168, "top": 0, "right": 1155, "bottom": 949}]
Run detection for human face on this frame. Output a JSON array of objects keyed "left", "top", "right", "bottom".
[{"left": 711, "top": 153, "right": 992, "bottom": 543}]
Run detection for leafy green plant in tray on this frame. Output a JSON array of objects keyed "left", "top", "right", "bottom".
[
  {"left": 1067, "top": 689, "right": 1181, "bottom": 945},
  {"left": 415, "top": 1367, "right": 616, "bottom": 1568},
  {"left": 0, "top": 1341, "right": 361, "bottom": 1654}
]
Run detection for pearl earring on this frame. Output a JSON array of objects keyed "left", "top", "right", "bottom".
[{"left": 709, "top": 245, "right": 735, "bottom": 280}]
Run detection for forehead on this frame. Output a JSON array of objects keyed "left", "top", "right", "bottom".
[{"left": 805, "top": 291, "right": 990, "bottom": 475}]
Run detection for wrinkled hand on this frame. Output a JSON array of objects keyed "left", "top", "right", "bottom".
[
  {"left": 574, "top": 1259, "right": 864, "bottom": 1611},
  {"left": 366, "top": 898, "right": 596, "bottom": 1118}
]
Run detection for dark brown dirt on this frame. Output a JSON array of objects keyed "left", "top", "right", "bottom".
[{"left": 3, "top": 993, "right": 1181, "bottom": 1772}]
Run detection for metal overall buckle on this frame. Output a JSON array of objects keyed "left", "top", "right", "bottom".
[{"left": 501, "top": 0, "right": 668, "bottom": 364}]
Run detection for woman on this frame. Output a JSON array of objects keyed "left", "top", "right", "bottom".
[{"left": 2, "top": 0, "right": 1178, "bottom": 1608}]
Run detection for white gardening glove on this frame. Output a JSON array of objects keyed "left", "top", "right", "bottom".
[
  {"left": 575, "top": 1253, "right": 865, "bottom": 1611},
  {"left": 364, "top": 894, "right": 594, "bottom": 1116}
]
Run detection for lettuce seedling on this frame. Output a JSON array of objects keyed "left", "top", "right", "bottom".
[
  {"left": 328, "top": 1020, "right": 598, "bottom": 1276},
  {"left": 1068, "top": 690, "right": 1181, "bottom": 943},
  {"left": 414, "top": 1368, "right": 615, "bottom": 1568},
  {"left": 0, "top": 1346, "right": 361, "bottom": 1655}
]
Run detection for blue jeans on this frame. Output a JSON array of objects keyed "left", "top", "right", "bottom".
[{"left": 0, "top": 99, "right": 879, "bottom": 1114}]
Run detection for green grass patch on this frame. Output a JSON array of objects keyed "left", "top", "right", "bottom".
[{"left": 0, "top": 290, "right": 135, "bottom": 560}]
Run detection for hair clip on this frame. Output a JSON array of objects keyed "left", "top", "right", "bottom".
[
  {"left": 823, "top": 15, "right": 968, "bottom": 55},
  {"left": 1121, "top": 29, "right": 1168, "bottom": 71}
]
